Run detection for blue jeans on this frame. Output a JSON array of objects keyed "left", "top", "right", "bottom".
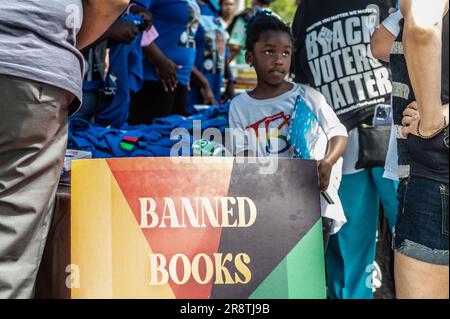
[
  {"left": 393, "top": 176, "right": 449, "bottom": 265},
  {"left": 70, "top": 90, "right": 99, "bottom": 122},
  {"left": 326, "top": 168, "right": 399, "bottom": 299}
]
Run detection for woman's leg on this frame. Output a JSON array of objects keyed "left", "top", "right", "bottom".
[
  {"left": 395, "top": 252, "right": 449, "bottom": 299},
  {"left": 393, "top": 178, "right": 449, "bottom": 298}
]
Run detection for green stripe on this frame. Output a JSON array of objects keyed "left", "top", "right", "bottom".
[{"left": 249, "top": 220, "right": 326, "bottom": 299}]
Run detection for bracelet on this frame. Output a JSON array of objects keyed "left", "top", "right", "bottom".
[
  {"left": 126, "top": 3, "right": 138, "bottom": 15},
  {"left": 416, "top": 117, "right": 448, "bottom": 139}
]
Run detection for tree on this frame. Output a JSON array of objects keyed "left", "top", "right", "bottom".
[
  {"left": 270, "top": 0, "right": 298, "bottom": 23},
  {"left": 245, "top": 0, "right": 298, "bottom": 23}
]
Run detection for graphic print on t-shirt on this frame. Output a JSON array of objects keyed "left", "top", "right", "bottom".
[
  {"left": 289, "top": 95, "right": 327, "bottom": 160},
  {"left": 246, "top": 112, "right": 292, "bottom": 155},
  {"left": 179, "top": 0, "right": 201, "bottom": 49},
  {"left": 304, "top": 6, "right": 392, "bottom": 116},
  {"left": 201, "top": 16, "right": 226, "bottom": 75}
]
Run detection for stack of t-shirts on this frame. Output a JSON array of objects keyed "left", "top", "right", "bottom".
[{"left": 68, "top": 103, "right": 230, "bottom": 158}]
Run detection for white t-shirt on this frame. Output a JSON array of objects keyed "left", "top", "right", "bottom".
[
  {"left": 341, "top": 128, "right": 363, "bottom": 175},
  {"left": 228, "top": 83, "right": 348, "bottom": 234},
  {"left": 382, "top": 10, "right": 403, "bottom": 181},
  {"left": 383, "top": 120, "right": 399, "bottom": 181},
  {"left": 229, "top": 83, "right": 347, "bottom": 157}
]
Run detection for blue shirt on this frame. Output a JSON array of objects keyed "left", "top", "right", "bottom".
[
  {"left": 96, "top": 21, "right": 144, "bottom": 128},
  {"left": 142, "top": 0, "right": 201, "bottom": 85},
  {"left": 188, "top": 2, "right": 227, "bottom": 108}
]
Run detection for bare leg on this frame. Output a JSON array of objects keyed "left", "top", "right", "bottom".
[{"left": 395, "top": 252, "right": 449, "bottom": 299}]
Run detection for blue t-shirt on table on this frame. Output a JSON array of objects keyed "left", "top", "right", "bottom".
[{"left": 141, "top": 0, "right": 201, "bottom": 86}]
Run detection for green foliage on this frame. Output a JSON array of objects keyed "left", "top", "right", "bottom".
[
  {"left": 269, "top": 0, "right": 298, "bottom": 24},
  {"left": 245, "top": 0, "right": 298, "bottom": 23}
]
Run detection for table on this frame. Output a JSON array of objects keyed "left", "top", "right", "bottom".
[{"left": 35, "top": 185, "right": 71, "bottom": 299}]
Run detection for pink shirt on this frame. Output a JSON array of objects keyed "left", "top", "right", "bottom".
[{"left": 141, "top": 26, "right": 159, "bottom": 47}]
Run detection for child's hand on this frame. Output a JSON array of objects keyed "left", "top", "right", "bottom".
[{"left": 318, "top": 158, "right": 333, "bottom": 192}]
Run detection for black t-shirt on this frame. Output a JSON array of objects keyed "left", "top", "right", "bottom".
[
  {"left": 391, "top": 12, "right": 449, "bottom": 181},
  {"left": 292, "top": 0, "right": 394, "bottom": 130},
  {"left": 408, "top": 128, "right": 449, "bottom": 184}
]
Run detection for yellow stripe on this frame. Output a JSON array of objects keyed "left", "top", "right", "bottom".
[
  {"left": 110, "top": 169, "right": 175, "bottom": 298},
  {"left": 71, "top": 159, "right": 113, "bottom": 298},
  {"left": 71, "top": 159, "right": 175, "bottom": 298}
]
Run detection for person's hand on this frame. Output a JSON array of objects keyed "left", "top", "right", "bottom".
[
  {"left": 107, "top": 19, "right": 139, "bottom": 44},
  {"left": 129, "top": 4, "right": 153, "bottom": 31},
  {"left": 317, "top": 158, "right": 333, "bottom": 192},
  {"left": 155, "top": 58, "right": 180, "bottom": 92},
  {"left": 401, "top": 101, "right": 420, "bottom": 137},
  {"left": 200, "top": 83, "right": 218, "bottom": 105},
  {"left": 402, "top": 102, "right": 449, "bottom": 137}
]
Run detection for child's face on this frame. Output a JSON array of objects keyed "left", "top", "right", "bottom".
[{"left": 246, "top": 30, "right": 292, "bottom": 86}]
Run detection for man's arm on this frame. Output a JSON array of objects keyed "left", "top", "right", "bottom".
[
  {"left": 400, "top": 0, "right": 449, "bottom": 134},
  {"left": 77, "top": 0, "right": 130, "bottom": 50},
  {"left": 370, "top": 25, "right": 396, "bottom": 62},
  {"left": 371, "top": 9, "right": 402, "bottom": 62}
]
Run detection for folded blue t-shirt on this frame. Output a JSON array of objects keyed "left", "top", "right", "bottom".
[{"left": 142, "top": 0, "right": 201, "bottom": 86}]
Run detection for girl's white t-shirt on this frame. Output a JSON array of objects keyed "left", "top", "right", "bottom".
[{"left": 229, "top": 83, "right": 347, "bottom": 157}]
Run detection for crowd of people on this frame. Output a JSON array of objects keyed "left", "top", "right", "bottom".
[{"left": 0, "top": 0, "right": 448, "bottom": 299}]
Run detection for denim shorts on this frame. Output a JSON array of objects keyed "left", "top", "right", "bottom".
[{"left": 393, "top": 176, "right": 449, "bottom": 265}]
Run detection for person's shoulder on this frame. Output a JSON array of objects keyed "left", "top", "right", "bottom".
[
  {"left": 229, "top": 92, "right": 252, "bottom": 126},
  {"left": 230, "top": 92, "right": 250, "bottom": 110},
  {"left": 291, "top": 83, "right": 329, "bottom": 110},
  {"left": 293, "top": 83, "right": 325, "bottom": 102}
]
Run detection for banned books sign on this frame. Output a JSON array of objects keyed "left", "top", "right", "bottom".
[{"left": 70, "top": 157, "right": 326, "bottom": 298}]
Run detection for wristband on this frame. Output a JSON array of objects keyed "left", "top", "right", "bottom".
[{"left": 382, "top": 10, "right": 403, "bottom": 37}]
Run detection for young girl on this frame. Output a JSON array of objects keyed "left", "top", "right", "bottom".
[
  {"left": 228, "top": 11, "right": 348, "bottom": 236},
  {"left": 229, "top": 11, "right": 347, "bottom": 189}
]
